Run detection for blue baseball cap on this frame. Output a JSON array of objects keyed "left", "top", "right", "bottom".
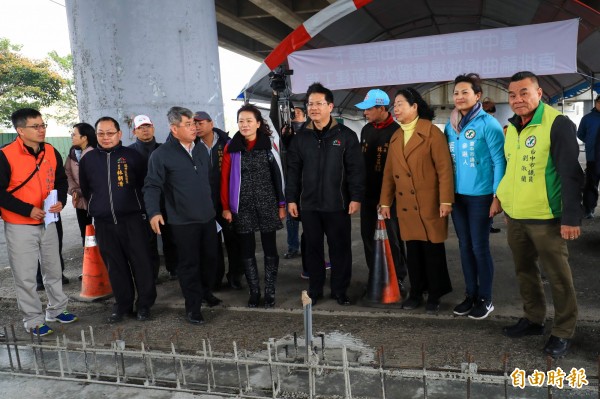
[{"left": 355, "top": 89, "right": 390, "bottom": 109}]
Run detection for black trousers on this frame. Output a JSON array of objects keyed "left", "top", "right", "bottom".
[
  {"left": 75, "top": 208, "right": 93, "bottom": 246},
  {"left": 149, "top": 223, "right": 178, "bottom": 278},
  {"left": 239, "top": 230, "right": 278, "bottom": 258},
  {"left": 95, "top": 214, "right": 157, "bottom": 313},
  {"left": 405, "top": 240, "right": 452, "bottom": 301},
  {"left": 170, "top": 220, "right": 218, "bottom": 314},
  {"left": 360, "top": 199, "right": 407, "bottom": 280},
  {"left": 302, "top": 210, "right": 352, "bottom": 296},
  {"left": 214, "top": 215, "right": 243, "bottom": 289},
  {"left": 583, "top": 161, "right": 600, "bottom": 214}
]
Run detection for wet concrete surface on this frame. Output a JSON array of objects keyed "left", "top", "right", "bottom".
[{"left": 1, "top": 198, "right": 599, "bottom": 398}]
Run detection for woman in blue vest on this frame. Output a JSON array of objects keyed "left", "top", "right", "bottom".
[{"left": 444, "top": 73, "right": 506, "bottom": 320}]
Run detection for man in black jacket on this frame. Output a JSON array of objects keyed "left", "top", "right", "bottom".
[
  {"left": 129, "top": 114, "right": 178, "bottom": 281},
  {"left": 286, "top": 82, "right": 365, "bottom": 306},
  {"left": 355, "top": 89, "right": 407, "bottom": 295},
  {"left": 194, "top": 111, "right": 243, "bottom": 291},
  {"left": 80, "top": 116, "right": 157, "bottom": 323},
  {"left": 144, "top": 107, "right": 218, "bottom": 325}
]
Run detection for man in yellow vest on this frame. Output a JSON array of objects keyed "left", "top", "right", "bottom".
[
  {"left": 496, "top": 71, "right": 583, "bottom": 358},
  {"left": 0, "top": 108, "right": 78, "bottom": 337}
]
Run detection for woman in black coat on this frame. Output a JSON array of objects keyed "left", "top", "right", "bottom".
[{"left": 221, "top": 104, "right": 286, "bottom": 308}]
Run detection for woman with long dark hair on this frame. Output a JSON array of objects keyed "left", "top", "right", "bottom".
[
  {"left": 444, "top": 73, "right": 505, "bottom": 319},
  {"left": 221, "top": 104, "right": 286, "bottom": 308},
  {"left": 65, "top": 122, "right": 98, "bottom": 245},
  {"left": 380, "top": 88, "right": 454, "bottom": 313}
]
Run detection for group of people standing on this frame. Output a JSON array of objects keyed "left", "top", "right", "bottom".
[
  {"left": 0, "top": 70, "right": 584, "bottom": 359},
  {"left": 375, "top": 71, "right": 582, "bottom": 358}
]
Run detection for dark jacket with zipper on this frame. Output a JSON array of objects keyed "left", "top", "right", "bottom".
[
  {"left": 79, "top": 142, "right": 147, "bottom": 223},
  {"left": 286, "top": 118, "right": 365, "bottom": 211},
  {"left": 143, "top": 136, "right": 215, "bottom": 225},
  {"left": 204, "top": 128, "right": 230, "bottom": 213}
]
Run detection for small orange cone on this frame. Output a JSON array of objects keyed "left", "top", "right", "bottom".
[
  {"left": 76, "top": 224, "right": 113, "bottom": 302},
  {"left": 364, "top": 215, "right": 402, "bottom": 306}
]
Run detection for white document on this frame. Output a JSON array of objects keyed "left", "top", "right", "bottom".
[{"left": 43, "top": 189, "right": 59, "bottom": 227}]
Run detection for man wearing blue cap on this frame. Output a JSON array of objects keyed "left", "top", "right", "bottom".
[{"left": 355, "top": 89, "right": 407, "bottom": 293}]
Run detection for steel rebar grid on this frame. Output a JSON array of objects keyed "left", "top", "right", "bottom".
[{"left": 1, "top": 325, "right": 599, "bottom": 398}]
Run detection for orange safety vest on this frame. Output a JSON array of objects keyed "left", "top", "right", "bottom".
[{"left": 0, "top": 137, "right": 58, "bottom": 224}]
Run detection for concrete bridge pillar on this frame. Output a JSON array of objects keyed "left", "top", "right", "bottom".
[{"left": 66, "top": 0, "right": 224, "bottom": 143}]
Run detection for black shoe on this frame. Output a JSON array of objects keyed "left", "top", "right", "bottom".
[
  {"left": 264, "top": 294, "right": 276, "bottom": 308},
  {"left": 453, "top": 295, "right": 475, "bottom": 316},
  {"left": 584, "top": 211, "right": 594, "bottom": 219},
  {"left": 107, "top": 312, "right": 125, "bottom": 323},
  {"left": 248, "top": 291, "right": 261, "bottom": 308},
  {"left": 543, "top": 335, "right": 570, "bottom": 358},
  {"left": 283, "top": 250, "right": 300, "bottom": 259},
  {"left": 136, "top": 307, "right": 151, "bottom": 321},
  {"left": 468, "top": 298, "right": 494, "bottom": 320},
  {"left": 425, "top": 299, "right": 440, "bottom": 314},
  {"left": 330, "top": 293, "right": 351, "bottom": 306},
  {"left": 502, "top": 318, "right": 544, "bottom": 338},
  {"left": 62, "top": 275, "right": 70, "bottom": 285},
  {"left": 36, "top": 284, "right": 45, "bottom": 291},
  {"left": 203, "top": 293, "right": 222, "bottom": 307},
  {"left": 186, "top": 312, "right": 204, "bottom": 325},
  {"left": 227, "top": 275, "right": 243, "bottom": 290},
  {"left": 308, "top": 291, "right": 323, "bottom": 306},
  {"left": 169, "top": 272, "right": 178, "bottom": 280},
  {"left": 402, "top": 295, "right": 423, "bottom": 310},
  {"left": 490, "top": 226, "right": 501, "bottom": 233}
]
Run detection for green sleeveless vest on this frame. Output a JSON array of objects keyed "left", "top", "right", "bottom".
[{"left": 496, "top": 103, "right": 562, "bottom": 220}]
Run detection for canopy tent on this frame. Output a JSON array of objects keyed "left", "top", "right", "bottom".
[{"left": 240, "top": 0, "right": 600, "bottom": 116}]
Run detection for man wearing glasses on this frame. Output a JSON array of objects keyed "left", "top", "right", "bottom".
[
  {"left": 79, "top": 116, "right": 157, "bottom": 323},
  {"left": 0, "top": 108, "right": 78, "bottom": 337},
  {"left": 144, "top": 107, "right": 218, "bottom": 325},
  {"left": 194, "top": 111, "right": 243, "bottom": 292},
  {"left": 129, "top": 115, "right": 178, "bottom": 281},
  {"left": 286, "top": 82, "right": 365, "bottom": 306}
]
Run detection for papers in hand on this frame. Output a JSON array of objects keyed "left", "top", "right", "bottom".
[{"left": 43, "top": 190, "right": 59, "bottom": 226}]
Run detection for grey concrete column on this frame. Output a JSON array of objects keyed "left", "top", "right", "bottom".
[{"left": 65, "top": 0, "right": 224, "bottom": 143}]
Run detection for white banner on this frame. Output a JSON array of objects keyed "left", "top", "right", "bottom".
[{"left": 288, "top": 19, "right": 578, "bottom": 93}]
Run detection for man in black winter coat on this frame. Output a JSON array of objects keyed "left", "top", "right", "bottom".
[
  {"left": 80, "top": 116, "right": 157, "bottom": 324},
  {"left": 355, "top": 89, "right": 408, "bottom": 295},
  {"left": 129, "top": 114, "right": 178, "bottom": 280},
  {"left": 286, "top": 82, "right": 365, "bottom": 306},
  {"left": 194, "top": 111, "right": 243, "bottom": 291},
  {"left": 144, "top": 107, "right": 218, "bottom": 325}
]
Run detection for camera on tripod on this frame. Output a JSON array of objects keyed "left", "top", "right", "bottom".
[{"left": 269, "top": 67, "right": 293, "bottom": 93}]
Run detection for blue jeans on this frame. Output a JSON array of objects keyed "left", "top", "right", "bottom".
[
  {"left": 451, "top": 193, "right": 494, "bottom": 300},
  {"left": 286, "top": 214, "right": 300, "bottom": 252}
]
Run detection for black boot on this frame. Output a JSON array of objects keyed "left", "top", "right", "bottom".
[
  {"left": 264, "top": 256, "right": 279, "bottom": 308},
  {"left": 242, "top": 258, "right": 260, "bottom": 307}
]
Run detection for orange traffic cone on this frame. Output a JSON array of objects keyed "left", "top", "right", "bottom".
[
  {"left": 363, "top": 214, "right": 402, "bottom": 306},
  {"left": 76, "top": 224, "right": 113, "bottom": 302}
]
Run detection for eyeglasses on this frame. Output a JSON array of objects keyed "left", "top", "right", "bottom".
[
  {"left": 307, "top": 101, "right": 329, "bottom": 108},
  {"left": 70, "top": 132, "right": 81, "bottom": 138},
  {"left": 97, "top": 131, "right": 119, "bottom": 138},
  {"left": 24, "top": 124, "right": 48, "bottom": 130}
]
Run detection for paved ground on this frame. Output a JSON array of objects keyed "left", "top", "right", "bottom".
[{"left": 1, "top": 193, "right": 599, "bottom": 397}]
